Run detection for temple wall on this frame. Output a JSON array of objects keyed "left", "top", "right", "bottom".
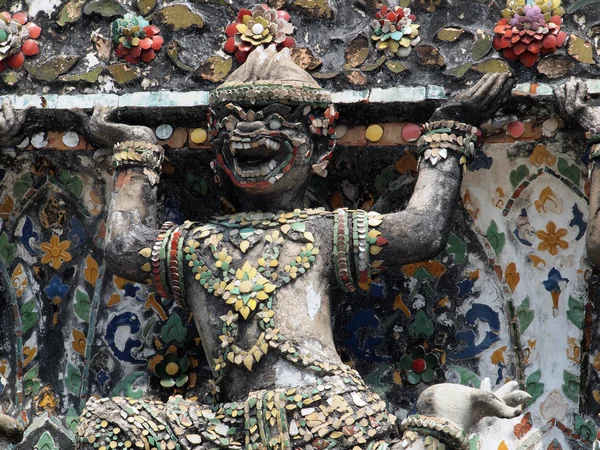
[{"left": 0, "top": 1, "right": 599, "bottom": 449}]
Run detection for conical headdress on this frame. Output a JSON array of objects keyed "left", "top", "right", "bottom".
[{"left": 209, "top": 46, "right": 331, "bottom": 106}]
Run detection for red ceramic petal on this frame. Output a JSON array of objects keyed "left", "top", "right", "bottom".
[
  {"left": 12, "top": 12, "right": 27, "bottom": 25},
  {"left": 21, "top": 39, "right": 39, "bottom": 56},
  {"left": 277, "top": 10, "right": 290, "bottom": 21},
  {"left": 514, "top": 41, "right": 527, "bottom": 55},
  {"left": 408, "top": 14, "right": 416, "bottom": 21},
  {"left": 556, "top": 31, "right": 567, "bottom": 47},
  {"left": 139, "top": 38, "right": 153, "bottom": 50},
  {"left": 396, "top": 8, "right": 405, "bottom": 19},
  {"left": 26, "top": 22, "right": 41, "bottom": 39},
  {"left": 238, "top": 41, "right": 253, "bottom": 51},
  {"left": 237, "top": 8, "right": 252, "bottom": 22},
  {"left": 494, "top": 24, "right": 507, "bottom": 34},
  {"left": 141, "top": 49, "right": 156, "bottom": 63},
  {"left": 493, "top": 35, "right": 503, "bottom": 50},
  {"left": 380, "top": 6, "right": 388, "bottom": 15},
  {"left": 225, "top": 22, "right": 238, "bottom": 37},
  {"left": 507, "top": 121, "right": 525, "bottom": 138},
  {"left": 224, "top": 36, "right": 237, "bottom": 53},
  {"left": 151, "top": 35, "right": 163, "bottom": 51},
  {"left": 542, "top": 34, "right": 557, "bottom": 49},
  {"left": 123, "top": 54, "right": 141, "bottom": 64},
  {"left": 235, "top": 49, "right": 248, "bottom": 64},
  {"left": 504, "top": 28, "right": 513, "bottom": 38},
  {"left": 282, "top": 36, "right": 295, "bottom": 48},
  {"left": 386, "top": 12, "right": 396, "bottom": 22},
  {"left": 503, "top": 47, "right": 518, "bottom": 61},
  {"left": 143, "top": 25, "right": 160, "bottom": 37},
  {"left": 511, "top": 35, "right": 520, "bottom": 44},
  {"left": 115, "top": 43, "right": 129, "bottom": 56},
  {"left": 6, "top": 52, "right": 24, "bottom": 69},
  {"left": 498, "top": 18, "right": 508, "bottom": 26},
  {"left": 527, "top": 40, "right": 542, "bottom": 53},
  {"left": 519, "top": 51, "right": 538, "bottom": 68},
  {"left": 129, "top": 46, "right": 142, "bottom": 58},
  {"left": 521, "top": 36, "right": 533, "bottom": 44},
  {"left": 375, "top": 12, "right": 382, "bottom": 20},
  {"left": 549, "top": 15, "right": 562, "bottom": 26}
]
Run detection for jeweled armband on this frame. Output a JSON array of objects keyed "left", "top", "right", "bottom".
[
  {"left": 417, "top": 121, "right": 479, "bottom": 169},
  {"left": 586, "top": 126, "right": 600, "bottom": 161},
  {"left": 400, "top": 415, "right": 469, "bottom": 450},
  {"left": 333, "top": 209, "right": 388, "bottom": 293},
  {"left": 112, "top": 141, "right": 164, "bottom": 173}
]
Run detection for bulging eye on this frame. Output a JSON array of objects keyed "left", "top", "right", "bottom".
[{"left": 268, "top": 119, "right": 282, "bottom": 130}]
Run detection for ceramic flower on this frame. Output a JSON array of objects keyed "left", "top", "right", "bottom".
[
  {"left": 536, "top": 221, "right": 568, "bottom": 256},
  {"left": 153, "top": 351, "right": 191, "bottom": 389},
  {"left": 224, "top": 261, "right": 276, "bottom": 319},
  {"left": 493, "top": 0, "right": 567, "bottom": 68},
  {"left": 0, "top": 11, "right": 41, "bottom": 73},
  {"left": 112, "top": 13, "right": 163, "bottom": 64},
  {"left": 224, "top": 4, "right": 294, "bottom": 64},
  {"left": 370, "top": 6, "right": 420, "bottom": 58},
  {"left": 400, "top": 346, "right": 439, "bottom": 385},
  {"left": 40, "top": 235, "right": 72, "bottom": 270}
]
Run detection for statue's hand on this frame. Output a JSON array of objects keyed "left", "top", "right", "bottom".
[
  {"left": 430, "top": 73, "right": 515, "bottom": 126},
  {"left": 0, "top": 99, "right": 28, "bottom": 148},
  {"left": 73, "top": 106, "right": 157, "bottom": 148},
  {"left": 554, "top": 77, "right": 600, "bottom": 131},
  {"left": 416, "top": 378, "right": 531, "bottom": 433}
]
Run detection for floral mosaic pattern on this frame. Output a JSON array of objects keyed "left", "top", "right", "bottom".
[
  {"left": 111, "top": 13, "right": 163, "bottom": 64},
  {"left": 493, "top": 0, "right": 567, "bottom": 68},
  {"left": 224, "top": 5, "right": 294, "bottom": 64},
  {"left": 0, "top": 11, "right": 41, "bottom": 72},
  {"left": 370, "top": 6, "right": 420, "bottom": 58}
]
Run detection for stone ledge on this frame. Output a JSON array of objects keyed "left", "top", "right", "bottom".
[{"left": 6, "top": 80, "right": 600, "bottom": 111}]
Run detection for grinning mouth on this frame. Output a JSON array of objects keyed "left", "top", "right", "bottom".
[{"left": 222, "top": 135, "right": 295, "bottom": 185}]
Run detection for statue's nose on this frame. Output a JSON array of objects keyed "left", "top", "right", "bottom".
[{"left": 235, "top": 121, "right": 265, "bottom": 134}]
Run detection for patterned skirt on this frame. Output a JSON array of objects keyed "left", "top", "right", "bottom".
[{"left": 76, "top": 373, "right": 398, "bottom": 450}]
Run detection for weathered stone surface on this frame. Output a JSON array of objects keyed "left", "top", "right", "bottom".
[
  {"left": 415, "top": 44, "right": 445, "bottom": 67},
  {"left": 24, "top": 56, "right": 79, "bottom": 82},
  {"left": 194, "top": 56, "right": 233, "bottom": 83},
  {"left": 345, "top": 35, "right": 369, "bottom": 68},
  {"left": 57, "top": 0, "right": 86, "bottom": 26},
  {"left": 537, "top": 56, "right": 575, "bottom": 79}
]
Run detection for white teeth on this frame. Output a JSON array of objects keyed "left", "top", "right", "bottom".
[
  {"left": 251, "top": 141, "right": 259, "bottom": 148},
  {"left": 273, "top": 142, "right": 281, "bottom": 150},
  {"left": 260, "top": 166, "right": 269, "bottom": 176},
  {"left": 243, "top": 143, "right": 250, "bottom": 149},
  {"left": 269, "top": 160, "right": 277, "bottom": 170},
  {"left": 268, "top": 177, "right": 277, "bottom": 184}
]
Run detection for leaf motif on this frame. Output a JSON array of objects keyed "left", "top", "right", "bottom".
[
  {"left": 72, "top": 328, "right": 87, "bottom": 357},
  {"left": 111, "top": 372, "right": 146, "bottom": 399},
  {"left": 516, "top": 296, "right": 534, "bottom": 333},
  {"left": 446, "top": 232, "right": 466, "bottom": 264},
  {"left": 408, "top": 310, "right": 434, "bottom": 338},
  {"left": 525, "top": 369, "right": 544, "bottom": 403},
  {"left": 509, "top": 165, "right": 530, "bottom": 188},
  {"left": 0, "top": 231, "right": 17, "bottom": 266},
  {"left": 84, "top": 255, "right": 99, "bottom": 286},
  {"left": 486, "top": 220, "right": 506, "bottom": 256},
  {"left": 20, "top": 298, "right": 38, "bottom": 334},
  {"left": 161, "top": 314, "right": 188, "bottom": 344},
  {"left": 557, "top": 157, "right": 581, "bottom": 186},
  {"left": 446, "top": 365, "right": 481, "bottom": 388},
  {"left": 562, "top": 370, "right": 580, "bottom": 403},
  {"left": 74, "top": 289, "right": 91, "bottom": 322},
  {"left": 65, "top": 362, "right": 82, "bottom": 396},
  {"left": 240, "top": 240, "right": 250, "bottom": 253},
  {"left": 566, "top": 295, "right": 584, "bottom": 330},
  {"left": 505, "top": 262, "right": 520, "bottom": 293}
]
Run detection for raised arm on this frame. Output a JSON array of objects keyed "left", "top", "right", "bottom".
[
  {"left": 77, "top": 107, "right": 163, "bottom": 283},
  {"left": 379, "top": 73, "right": 514, "bottom": 268},
  {"left": 553, "top": 79, "right": 600, "bottom": 266},
  {"left": 0, "top": 99, "right": 28, "bottom": 148}
]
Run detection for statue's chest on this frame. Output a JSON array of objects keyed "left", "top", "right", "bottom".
[{"left": 179, "top": 209, "right": 331, "bottom": 376}]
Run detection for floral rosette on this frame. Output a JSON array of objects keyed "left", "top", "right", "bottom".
[
  {"left": 0, "top": 11, "right": 41, "bottom": 73},
  {"left": 111, "top": 13, "right": 163, "bottom": 64},
  {"left": 370, "top": 6, "right": 420, "bottom": 58},
  {"left": 493, "top": 0, "right": 567, "bottom": 68},
  {"left": 224, "top": 4, "right": 295, "bottom": 64}
]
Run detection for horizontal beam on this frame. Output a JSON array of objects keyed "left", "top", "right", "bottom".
[{"left": 5, "top": 80, "right": 600, "bottom": 111}]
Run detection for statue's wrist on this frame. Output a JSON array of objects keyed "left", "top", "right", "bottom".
[
  {"left": 400, "top": 415, "right": 469, "bottom": 450},
  {"left": 111, "top": 141, "right": 164, "bottom": 173},
  {"left": 417, "top": 121, "right": 479, "bottom": 169}
]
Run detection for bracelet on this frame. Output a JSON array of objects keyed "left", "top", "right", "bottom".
[
  {"left": 112, "top": 141, "right": 164, "bottom": 172},
  {"left": 586, "top": 126, "right": 600, "bottom": 160},
  {"left": 400, "top": 414, "right": 470, "bottom": 450},
  {"left": 151, "top": 221, "right": 175, "bottom": 298},
  {"left": 417, "top": 121, "right": 479, "bottom": 167},
  {"left": 333, "top": 209, "right": 356, "bottom": 293}
]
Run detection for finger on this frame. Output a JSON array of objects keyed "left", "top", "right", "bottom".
[
  {"left": 480, "top": 73, "right": 512, "bottom": 103},
  {"left": 92, "top": 105, "right": 117, "bottom": 123},
  {"left": 494, "top": 380, "right": 519, "bottom": 397},
  {"left": 554, "top": 84, "right": 568, "bottom": 117},
  {"left": 470, "top": 73, "right": 500, "bottom": 99},
  {"left": 2, "top": 99, "right": 15, "bottom": 126},
  {"left": 502, "top": 390, "right": 532, "bottom": 407},
  {"left": 480, "top": 377, "right": 492, "bottom": 392}
]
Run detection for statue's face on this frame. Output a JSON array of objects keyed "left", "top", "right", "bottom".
[{"left": 209, "top": 102, "right": 335, "bottom": 195}]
